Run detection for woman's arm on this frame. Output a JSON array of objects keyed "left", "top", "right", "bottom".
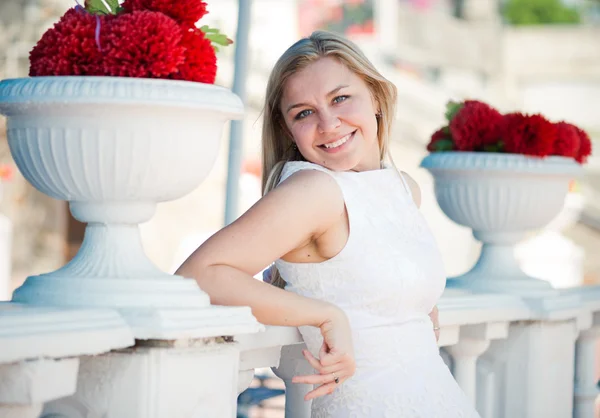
[
  {"left": 175, "top": 169, "right": 345, "bottom": 328},
  {"left": 178, "top": 169, "right": 357, "bottom": 400}
]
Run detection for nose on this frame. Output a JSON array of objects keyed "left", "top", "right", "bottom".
[{"left": 317, "top": 109, "right": 341, "bottom": 133}]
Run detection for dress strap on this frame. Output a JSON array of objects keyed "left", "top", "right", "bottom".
[
  {"left": 278, "top": 161, "right": 334, "bottom": 185},
  {"left": 398, "top": 171, "right": 413, "bottom": 199}
]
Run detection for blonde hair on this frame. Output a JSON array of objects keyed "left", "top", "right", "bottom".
[{"left": 261, "top": 30, "right": 398, "bottom": 288}]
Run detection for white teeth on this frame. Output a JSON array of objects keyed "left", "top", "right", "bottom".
[{"left": 323, "top": 133, "right": 351, "bottom": 149}]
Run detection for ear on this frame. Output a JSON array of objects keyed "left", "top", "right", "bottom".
[{"left": 372, "top": 97, "right": 381, "bottom": 115}]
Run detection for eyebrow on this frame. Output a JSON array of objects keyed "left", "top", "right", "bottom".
[{"left": 285, "top": 84, "right": 349, "bottom": 114}]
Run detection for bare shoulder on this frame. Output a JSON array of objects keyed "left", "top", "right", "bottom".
[
  {"left": 177, "top": 168, "right": 346, "bottom": 277},
  {"left": 275, "top": 168, "right": 344, "bottom": 214},
  {"left": 400, "top": 171, "right": 421, "bottom": 208}
]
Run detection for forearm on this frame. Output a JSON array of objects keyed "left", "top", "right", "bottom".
[{"left": 177, "top": 263, "right": 337, "bottom": 328}]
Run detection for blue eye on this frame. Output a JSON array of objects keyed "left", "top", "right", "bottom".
[
  {"left": 295, "top": 109, "right": 313, "bottom": 120},
  {"left": 333, "top": 95, "right": 349, "bottom": 104}
]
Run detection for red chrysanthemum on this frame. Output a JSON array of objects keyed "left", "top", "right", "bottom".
[
  {"left": 449, "top": 100, "right": 503, "bottom": 151},
  {"left": 553, "top": 122, "right": 580, "bottom": 158},
  {"left": 121, "top": 0, "right": 208, "bottom": 28},
  {"left": 502, "top": 112, "right": 557, "bottom": 157},
  {"left": 427, "top": 127, "right": 454, "bottom": 152},
  {"left": 96, "top": 11, "right": 186, "bottom": 78},
  {"left": 574, "top": 125, "right": 592, "bottom": 164},
  {"left": 29, "top": 8, "right": 106, "bottom": 76},
  {"left": 170, "top": 28, "right": 216, "bottom": 84}
]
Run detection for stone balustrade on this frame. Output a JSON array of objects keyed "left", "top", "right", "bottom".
[{"left": 1, "top": 285, "right": 599, "bottom": 417}]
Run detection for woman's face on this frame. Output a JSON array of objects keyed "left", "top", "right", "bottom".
[{"left": 280, "top": 57, "right": 381, "bottom": 172}]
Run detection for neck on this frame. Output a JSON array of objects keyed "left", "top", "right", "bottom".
[{"left": 350, "top": 150, "right": 383, "bottom": 172}]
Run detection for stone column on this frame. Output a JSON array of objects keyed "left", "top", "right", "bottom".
[
  {"left": 273, "top": 344, "right": 313, "bottom": 418},
  {"left": 574, "top": 310, "right": 600, "bottom": 418},
  {"left": 481, "top": 315, "right": 579, "bottom": 418},
  {"left": 42, "top": 339, "right": 245, "bottom": 418},
  {"left": 40, "top": 309, "right": 263, "bottom": 418},
  {"left": 445, "top": 322, "right": 509, "bottom": 405}
]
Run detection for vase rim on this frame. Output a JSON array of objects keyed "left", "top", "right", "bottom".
[
  {"left": 420, "top": 151, "right": 584, "bottom": 176},
  {"left": 0, "top": 76, "right": 244, "bottom": 119}
]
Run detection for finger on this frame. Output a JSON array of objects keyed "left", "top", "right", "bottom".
[
  {"left": 292, "top": 372, "right": 336, "bottom": 385},
  {"left": 319, "top": 350, "right": 349, "bottom": 367},
  {"left": 319, "top": 341, "right": 328, "bottom": 359},
  {"left": 305, "top": 382, "right": 339, "bottom": 401},
  {"left": 318, "top": 363, "right": 346, "bottom": 376},
  {"left": 302, "top": 349, "right": 323, "bottom": 371}
]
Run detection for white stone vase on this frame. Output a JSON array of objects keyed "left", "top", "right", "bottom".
[
  {"left": 0, "top": 76, "right": 262, "bottom": 338},
  {"left": 420, "top": 152, "right": 583, "bottom": 295}
]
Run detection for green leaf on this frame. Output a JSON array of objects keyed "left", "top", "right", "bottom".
[
  {"left": 200, "top": 25, "right": 220, "bottom": 34},
  {"left": 105, "top": 0, "right": 119, "bottom": 13},
  {"left": 200, "top": 26, "right": 234, "bottom": 51},
  {"left": 433, "top": 138, "right": 455, "bottom": 151},
  {"left": 444, "top": 101, "right": 463, "bottom": 123},
  {"left": 85, "top": 0, "right": 109, "bottom": 15},
  {"left": 207, "top": 33, "right": 231, "bottom": 47},
  {"left": 482, "top": 144, "right": 499, "bottom": 152},
  {"left": 85, "top": 0, "right": 119, "bottom": 15}
]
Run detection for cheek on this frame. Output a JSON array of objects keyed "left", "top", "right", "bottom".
[
  {"left": 344, "top": 104, "right": 377, "bottom": 139},
  {"left": 291, "top": 122, "right": 315, "bottom": 147}
]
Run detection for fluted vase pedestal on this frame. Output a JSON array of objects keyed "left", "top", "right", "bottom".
[
  {"left": 0, "top": 76, "right": 264, "bottom": 417},
  {"left": 421, "top": 152, "right": 583, "bottom": 311}
]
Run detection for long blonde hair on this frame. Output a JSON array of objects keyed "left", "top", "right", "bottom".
[{"left": 261, "top": 30, "right": 398, "bottom": 288}]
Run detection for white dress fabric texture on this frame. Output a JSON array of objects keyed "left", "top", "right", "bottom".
[{"left": 274, "top": 161, "right": 480, "bottom": 418}]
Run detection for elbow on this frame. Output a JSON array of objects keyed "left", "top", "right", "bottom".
[{"left": 176, "top": 258, "right": 210, "bottom": 285}]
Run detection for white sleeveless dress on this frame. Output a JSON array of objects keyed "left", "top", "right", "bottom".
[{"left": 274, "top": 161, "right": 480, "bottom": 418}]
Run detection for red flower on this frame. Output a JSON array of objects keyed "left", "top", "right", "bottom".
[
  {"left": 29, "top": 8, "right": 105, "bottom": 76},
  {"left": 97, "top": 11, "right": 186, "bottom": 78},
  {"left": 121, "top": 0, "right": 208, "bottom": 28},
  {"left": 449, "top": 100, "right": 503, "bottom": 151},
  {"left": 573, "top": 125, "right": 592, "bottom": 163},
  {"left": 427, "top": 127, "right": 453, "bottom": 152},
  {"left": 502, "top": 113, "right": 557, "bottom": 157},
  {"left": 170, "top": 27, "right": 216, "bottom": 84},
  {"left": 30, "top": 9, "right": 186, "bottom": 78},
  {"left": 553, "top": 122, "right": 580, "bottom": 158}
]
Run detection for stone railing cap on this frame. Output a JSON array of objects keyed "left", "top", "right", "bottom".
[{"left": 0, "top": 302, "right": 134, "bottom": 364}]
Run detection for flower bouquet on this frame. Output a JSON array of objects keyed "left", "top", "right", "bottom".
[
  {"left": 29, "top": 0, "right": 232, "bottom": 82},
  {"left": 426, "top": 99, "right": 592, "bottom": 163},
  {"left": 420, "top": 100, "right": 591, "bottom": 296}
]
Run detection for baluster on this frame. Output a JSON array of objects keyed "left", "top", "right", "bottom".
[
  {"left": 445, "top": 322, "right": 508, "bottom": 407},
  {"left": 272, "top": 344, "right": 312, "bottom": 418}
]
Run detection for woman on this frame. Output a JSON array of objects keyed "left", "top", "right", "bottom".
[{"left": 176, "top": 31, "right": 480, "bottom": 417}]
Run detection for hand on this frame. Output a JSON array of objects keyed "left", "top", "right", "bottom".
[
  {"left": 292, "top": 308, "right": 356, "bottom": 401},
  {"left": 429, "top": 305, "right": 440, "bottom": 342}
]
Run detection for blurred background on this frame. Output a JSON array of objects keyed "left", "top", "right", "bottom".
[{"left": 1, "top": 0, "right": 599, "bottom": 415}]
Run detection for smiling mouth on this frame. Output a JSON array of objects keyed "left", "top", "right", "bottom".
[{"left": 319, "top": 131, "right": 356, "bottom": 150}]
